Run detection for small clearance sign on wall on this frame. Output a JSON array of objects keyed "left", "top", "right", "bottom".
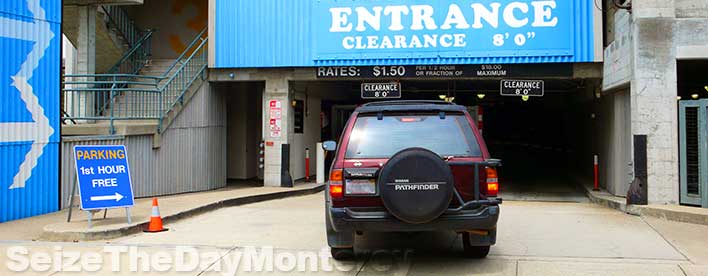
[
  {"left": 500, "top": 79, "right": 545, "bottom": 97},
  {"left": 361, "top": 82, "right": 402, "bottom": 99}
]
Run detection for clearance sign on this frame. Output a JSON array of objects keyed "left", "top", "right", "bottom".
[{"left": 313, "top": 0, "right": 579, "bottom": 61}]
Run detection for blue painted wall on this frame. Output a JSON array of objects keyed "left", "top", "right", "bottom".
[
  {"left": 214, "top": 0, "right": 597, "bottom": 68},
  {"left": 0, "top": 0, "right": 61, "bottom": 222}
]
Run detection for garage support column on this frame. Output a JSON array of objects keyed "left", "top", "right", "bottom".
[
  {"left": 629, "top": 6, "right": 679, "bottom": 204},
  {"left": 75, "top": 5, "right": 97, "bottom": 120},
  {"left": 263, "top": 76, "right": 292, "bottom": 187}
]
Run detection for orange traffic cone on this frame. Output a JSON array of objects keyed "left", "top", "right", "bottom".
[{"left": 144, "top": 198, "right": 168, "bottom": 233}]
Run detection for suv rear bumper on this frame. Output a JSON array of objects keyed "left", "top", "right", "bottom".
[{"left": 329, "top": 205, "right": 499, "bottom": 233}]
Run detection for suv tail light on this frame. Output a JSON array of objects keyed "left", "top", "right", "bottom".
[
  {"left": 329, "top": 169, "right": 344, "bottom": 200},
  {"left": 485, "top": 167, "right": 499, "bottom": 197}
]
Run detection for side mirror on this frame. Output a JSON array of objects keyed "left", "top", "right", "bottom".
[{"left": 322, "top": 141, "right": 337, "bottom": 152}]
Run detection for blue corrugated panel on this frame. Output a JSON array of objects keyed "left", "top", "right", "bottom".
[
  {"left": 0, "top": 0, "right": 61, "bottom": 24},
  {"left": 214, "top": 0, "right": 597, "bottom": 68},
  {"left": 215, "top": 0, "right": 314, "bottom": 68},
  {"left": 1, "top": 0, "right": 61, "bottom": 222}
]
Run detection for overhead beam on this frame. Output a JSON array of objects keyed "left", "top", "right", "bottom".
[{"left": 64, "top": 0, "right": 143, "bottom": 6}]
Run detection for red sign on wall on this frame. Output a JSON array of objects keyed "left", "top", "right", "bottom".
[{"left": 269, "top": 100, "right": 282, "bottom": 138}]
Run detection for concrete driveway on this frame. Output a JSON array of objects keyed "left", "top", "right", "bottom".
[{"left": 2, "top": 192, "right": 707, "bottom": 275}]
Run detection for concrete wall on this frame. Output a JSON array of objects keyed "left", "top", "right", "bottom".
[
  {"left": 603, "top": 10, "right": 633, "bottom": 91},
  {"left": 127, "top": 0, "right": 207, "bottom": 59},
  {"left": 211, "top": 75, "right": 316, "bottom": 186},
  {"left": 598, "top": 89, "right": 632, "bottom": 197},
  {"left": 606, "top": 0, "right": 708, "bottom": 204},
  {"left": 636, "top": 5, "right": 708, "bottom": 204},
  {"left": 60, "top": 81, "right": 227, "bottom": 208},
  {"left": 600, "top": 9, "right": 633, "bottom": 198},
  {"left": 261, "top": 75, "right": 292, "bottom": 187},
  {"left": 226, "top": 91, "right": 248, "bottom": 179},
  {"left": 675, "top": 0, "right": 708, "bottom": 18}
]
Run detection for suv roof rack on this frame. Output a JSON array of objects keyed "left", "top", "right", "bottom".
[
  {"left": 361, "top": 100, "right": 456, "bottom": 107},
  {"left": 356, "top": 100, "right": 465, "bottom": 113}
]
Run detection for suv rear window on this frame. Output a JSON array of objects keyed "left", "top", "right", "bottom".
[{"left": 345, "top": 113, "right": 482, "bottom": 159}]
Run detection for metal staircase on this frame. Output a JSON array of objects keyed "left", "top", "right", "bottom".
[
  {"left": 101, "top": 6, "right": 143, "bottom": 49},
  {"left": 63, "top": 5, "right": 143, "bottom": 73},
  {"left": 62, "top": 28, "right": 208, "bottom": 136}
]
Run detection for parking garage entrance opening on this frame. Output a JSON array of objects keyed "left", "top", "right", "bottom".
[{"left": 303, "top": 63, "right": 598, "bottom": 202}]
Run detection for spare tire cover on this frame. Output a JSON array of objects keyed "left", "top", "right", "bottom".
[{"left": 378, "top": 148, "right": 454, "bottom": 224}]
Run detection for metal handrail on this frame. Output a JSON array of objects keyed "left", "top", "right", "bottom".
[
  {"left": 105, "top": 31, "right": 154, "bottom": 75},
  {"left": 65, "top": 74, "right": 163, "bottom": 79},
  {"left": 163, "top": 28, "right": 207, "bottom": 77},
  {"left": 63, "top": 88, "right": 161, "bottom": 93},
  {"left": 159, "top": 38, "right": 207, "bottom": 91},
  {"left": 91, "top": 30, "right": 153, "bottom": 118},
  {"left": 62, "top": 30, "right": 208, "bottom": 135},
  {"left": 157, "top": 33, "right": 208, "bottom": 132},
  {"left": 64, "top": 73, "right": 165, "bottom": 79},
  {"left": 101, "top": 6, "right": 142, "bottom": 48}
]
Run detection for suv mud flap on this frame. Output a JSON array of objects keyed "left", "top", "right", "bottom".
[{"left": 326, "top": 209, "right": 354, "bottom": 248}]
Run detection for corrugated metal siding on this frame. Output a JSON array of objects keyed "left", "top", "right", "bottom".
[
  {"left": 215, "top": 0, "right": 314, "bottom": 68},
  {"left": 126, "top": 127, "right": 226, "bottom": 197},
  {"left": 60, "top": 131, "right": 226, "bottom": 209},
  {"left": 574, "top": 0, "right": 594, "bottom": 63},
  {"left": 171, "top": 79, "right": 227, "bottom": 129},
  {"left": 214, "top": 0, "right": 597, "bottom": 68},
  {"left": 59, "top": 82, "right": 227, "bottom": 209},
  {"left": 0, "top": 0, "right": 61, "bottom": 24},
  {"left": 1, "top": 144, "right": 59, "bottom": 221},
  {"left": 1, "top": 0, "right": 61, "bottom": 222},
  {"left": 141, "top": 81, "right": 226, "bottom": 197}
]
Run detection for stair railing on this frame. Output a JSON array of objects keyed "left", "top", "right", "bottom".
[
  {"left": 157, "top": 28, "right": 208, "bottom": 133},
  {"left": 101, "top": 5, "right": 142, "bottom": 48},
  {"left": 106, "top": 30, "right": 154, "bottom": 75},
  {"left": 62, "top": 74, "right": 164, "bottom": 134},
  {"left": 62, "top": 29, "right": 208, "bottom": 136},
  {"left": 162, "top": 28, "right": 207, "bottom": 78},
  {"left": 95, "top": 30, "right": 154, "bottom": 118}
]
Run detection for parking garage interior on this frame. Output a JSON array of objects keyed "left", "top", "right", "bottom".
[
  {"left": 294, "top": 78, "right": 598, "bottom": 202},
  {"left": 677, "top": 60, "right": 708, "bottom": 101}
]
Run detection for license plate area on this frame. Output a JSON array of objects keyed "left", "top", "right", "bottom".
[{"left": 345, "top": 179, "right": 377, "bottom": 195}]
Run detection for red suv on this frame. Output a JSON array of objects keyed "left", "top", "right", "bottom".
[{"left": 323, "top": 101, "right": 502, "bottom": 259}]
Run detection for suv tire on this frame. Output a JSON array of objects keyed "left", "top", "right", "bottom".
[
  {"left": 378, "top": 148, "right": 455, "bottom": 224},
  {"left": 330, "top": 247, "right": 355, "bottom": 260},
  {"left": 462, "top": 233, "right": 491, "bottom": 258}
]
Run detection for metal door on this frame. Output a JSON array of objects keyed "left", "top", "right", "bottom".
[{"left": 679, "top": 100, "right": 708, "bottom": 207}]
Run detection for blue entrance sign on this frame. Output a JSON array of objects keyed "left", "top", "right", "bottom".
[
  {"left": 214, "top": 0, "right": 599, "bottom": 68},
  {"left": 314, "top": 0, "right": 575, "bottom": 61},
  {"left": 73, "top": 145, "right": 135, "bottom": 210}
]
